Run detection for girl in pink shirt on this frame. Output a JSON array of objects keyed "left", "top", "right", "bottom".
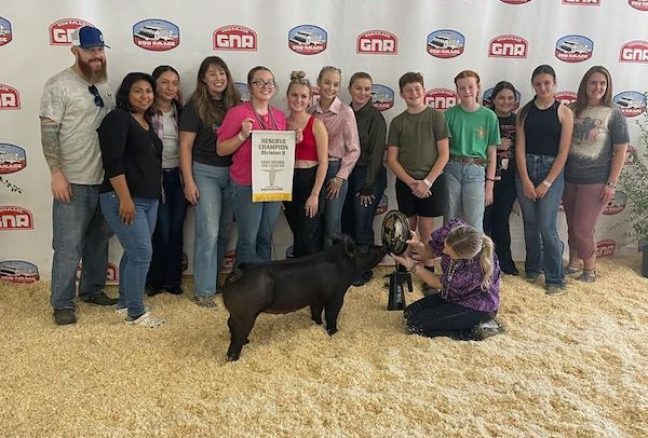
[{"left": 217, "top": 66, "right": 288, "bottom": 265}]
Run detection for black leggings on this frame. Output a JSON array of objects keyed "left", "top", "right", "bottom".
[{"left": 404, "top": 294, "right": 492, "bottom": 339}]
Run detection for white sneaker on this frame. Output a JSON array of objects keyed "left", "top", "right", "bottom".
[{"left": 125, "top": 312, "right": 164, "bottom": 328}]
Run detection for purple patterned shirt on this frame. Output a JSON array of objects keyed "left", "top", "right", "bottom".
[{"left": 429, "top": 218, "right": 500, "bottom": 313}]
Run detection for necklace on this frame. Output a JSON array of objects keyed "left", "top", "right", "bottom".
[
  {"left": 253, "top": 104, "right": 279, "bottom": 130},
  {"left": 441, "top": 259, "right": 462, "bottom": 299}
]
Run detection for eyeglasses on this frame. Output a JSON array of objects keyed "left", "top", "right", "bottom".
[
  {"left": 88, "top": 85, "right": 104, "bottom": 108},
  {"left": 251, "top": 80, "right": 276, "bottom": 89}
]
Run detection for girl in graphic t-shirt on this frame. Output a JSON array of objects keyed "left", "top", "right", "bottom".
[
  {"left": 563, "top": 66, "right": 629, "bottom": 283},
  {"left": 483, "top": 81, "right": 519, "bottom": 275}
]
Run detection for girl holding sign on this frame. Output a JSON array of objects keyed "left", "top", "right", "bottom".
[{"left": 217, "top": 66, "right": 288, "bottom": 265}]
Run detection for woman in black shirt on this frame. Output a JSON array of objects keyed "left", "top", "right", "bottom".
[{"left": 98, "top": 72, "right": 164, "bottom": 327}]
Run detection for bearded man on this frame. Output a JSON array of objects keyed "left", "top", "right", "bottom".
[{"left": 40, "top": 26, "right": 117, "bottom": 325}]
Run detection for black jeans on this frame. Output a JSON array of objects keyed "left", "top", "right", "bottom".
[
  {"left": 341, "top": 165, "right": 387, "bottom": 246},
  {"left": 284, "top": 166, "right": 324, "bottom": 257},
  {"left": 147, "top": 168, "right": 187, "bottom": 289},
  {"left": 404, "top": 294, "right": 491, "bottom": 338},
  {"left": 483, "top": 168, "right": 517, "bottom": 270}
]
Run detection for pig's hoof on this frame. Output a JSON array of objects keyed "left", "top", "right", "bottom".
[
  {"left": 312, "top": 318, "right": 323, "bottom": 325},
  {"left": 326, "top": 328, "right": 338, "bottom": 336},
  {"left": 226, "top": 354, "right": 240, "bottom": 362}
]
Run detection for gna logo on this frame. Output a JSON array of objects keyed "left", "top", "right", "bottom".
[
  {"left": 371, "top": 84, "right": 394, "bottom": 111},
  {"left": 625, "top": 144, "right": 639, "bottom": 165},
  {"left": 555, "top": 35, "right": 594, "bottom": 63},
  {"left": 234, "top": 82, "right": 250, "bottom": 102},
  {"left": 357, "top": 30, "right": 397, "bottom": 55},
  {"left": 133, "top": 19, "right": 180, "bottom": 51},
  {"left": 499, "top": 0, "right": 532, "bottom": 3},
  {"left": 556, "top": 90, "right": 577, "bottom": 106},
  {"left": 425, "top": 88, "right": 458, "bottom": 111},
  {"left": 613, "top": 91, "right": 646, "bottom": 118},
  {"left": 604, "top": 191, "right": 627, "bottom": 215},
  {"left": 0, "top": 206, "right": 33, "bottom": 230},
  {"left": 562, "top": 0, "right": 600, "bottom": 5},
  {"left": 619, "top": 40, "right": 648, "bottom": 63},
  {"left": 0, "top": 143, "right": 27, "bottom": 174},
  {"left": 595, "top": 240, "right": 616, "bottom": 258},
  {"left": 49, "top": 18, "right": 92, "bottom": 46},
  {"left": 629, "top": 0, "right": 648, "bottom": 11},
  {"left": 427, "top": 29, "right": 464, "bottom": 59},
  {"left": 0, "top": 16, "right": 13, "bottom": 47},
  {"left": 488, "top": 34, "right": 528, "bottom": 58},
  {"left": 482, "top": 87, "right": 521, "bottom": 110},
  {"left": 214, "top": 25, "right": 257, "bottom": 51},
  {"left": 0, "top": 83, "right": 20, "bottom": 110},
  {"left": 0, "top": 260, "right": 40, "bottom": 283},
  {"left": 288, "top": 25, "right": 327, "bottom": 55}
]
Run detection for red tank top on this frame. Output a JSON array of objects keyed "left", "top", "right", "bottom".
[{"left": 295, "top": 116, "right": 318, "bottom": 161}]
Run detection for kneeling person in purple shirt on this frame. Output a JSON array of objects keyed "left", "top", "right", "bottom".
[{"left": 392, "top": 218, "right": 502, "bottom": 339}]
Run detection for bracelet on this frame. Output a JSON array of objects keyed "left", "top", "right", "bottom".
[
  {"left": 237, "top": 132, "right": 247, "bottom": 142},
  {"left": 485, "top": 177, "right": 496, "bottom": 182},
  {"left": 606, "top": 181, "right": 617, "bottom": 188},
  {"left": 542, "top": 180, "right": 552, "bottom": 188},
  {"left": 423, "top": 178, "right": 432, "bottom": 188}
]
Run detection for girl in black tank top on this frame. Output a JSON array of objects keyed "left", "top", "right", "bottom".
[
  {"left": 514, "top": 64, "right": 574, "bottom": 292},
  {"left": 523, "top": 100, "right": 562, "bottom": 157}
]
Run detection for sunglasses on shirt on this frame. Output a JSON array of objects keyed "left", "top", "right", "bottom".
[{"left": 88, "top": 85, "right": 104, "bottom": 108}]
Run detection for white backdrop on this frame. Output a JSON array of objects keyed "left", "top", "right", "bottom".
[{"left": 1, "top": 0, "right": 646, "bottom": 282}]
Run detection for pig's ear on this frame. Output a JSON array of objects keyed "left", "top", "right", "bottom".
[{"left": 342, "top": 235, "right": 356, "bottom": 258}]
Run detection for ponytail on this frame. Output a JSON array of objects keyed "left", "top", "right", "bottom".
[{"left": 479, "top": 235, "right": 495, "bottom": 291}]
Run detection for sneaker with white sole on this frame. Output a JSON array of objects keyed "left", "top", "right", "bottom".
[
  {"left": 125, "top": 312, "right": 165, "bottom": 328},
  {"left": 115, "top": 305, "right": 149, "bottom": 315}
]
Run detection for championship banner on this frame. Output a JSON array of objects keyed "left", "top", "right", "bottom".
[{"left": 251, "top": 130, "right": 295, "bottom": 202}]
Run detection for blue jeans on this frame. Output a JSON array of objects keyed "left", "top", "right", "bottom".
[
  {"left": 342, "top": 165, "right": 387, "bottom": 246},
  {"left": 147, "top": 168, "right": 187, "bottom": 289},
  {"left": 323, "top": 161, "right": 349, "bottom": 247},
  {"left": 515, "top": 154, "right": 565, "bottom": 286},
  {"left": 444, "top": 160, "right": 485, "bottom": 232},
  {"left": 51, "top": 184, "right": 113, "bottom": 310},
  {"left": 192, "top": 162, "right": 233, "bottom": 297},
  {"left": 100, "top": 192, "right": 158, "bottom": 319},
  {"left": 231, "top": 182, "right": 281, "bottom": 265}
]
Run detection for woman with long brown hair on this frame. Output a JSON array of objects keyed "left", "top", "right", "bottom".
[
  {"left": 563, "top": 66, "right": 629, "bottom": 282},
  {"left": 179, "top": 56, "right": 240, "bottom": 307}
]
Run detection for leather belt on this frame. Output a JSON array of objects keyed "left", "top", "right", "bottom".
[{"left": 449, "top": 155, "right": 488, "bottom": 166}]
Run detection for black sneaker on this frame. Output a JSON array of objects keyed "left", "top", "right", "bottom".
[
  {"left": 145, "top": 284, "right": 163, "bottom": 297},
  {"left": 83, "top": 291, "right": 118, "bottom": 306},
  {"left": 53, "top": 309, "right": 77, "bottom": 325},
  {"left": 163, "top": 285, "right": 184, "bottom": 295}
]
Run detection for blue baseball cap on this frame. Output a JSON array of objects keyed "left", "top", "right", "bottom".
[{"left": 72, "top": 26, "right": 110, "bottom": 49}]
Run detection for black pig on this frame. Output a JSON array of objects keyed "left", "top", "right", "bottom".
[{"left": 222, "top": 235, "right": 386, "bottom": 361}]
